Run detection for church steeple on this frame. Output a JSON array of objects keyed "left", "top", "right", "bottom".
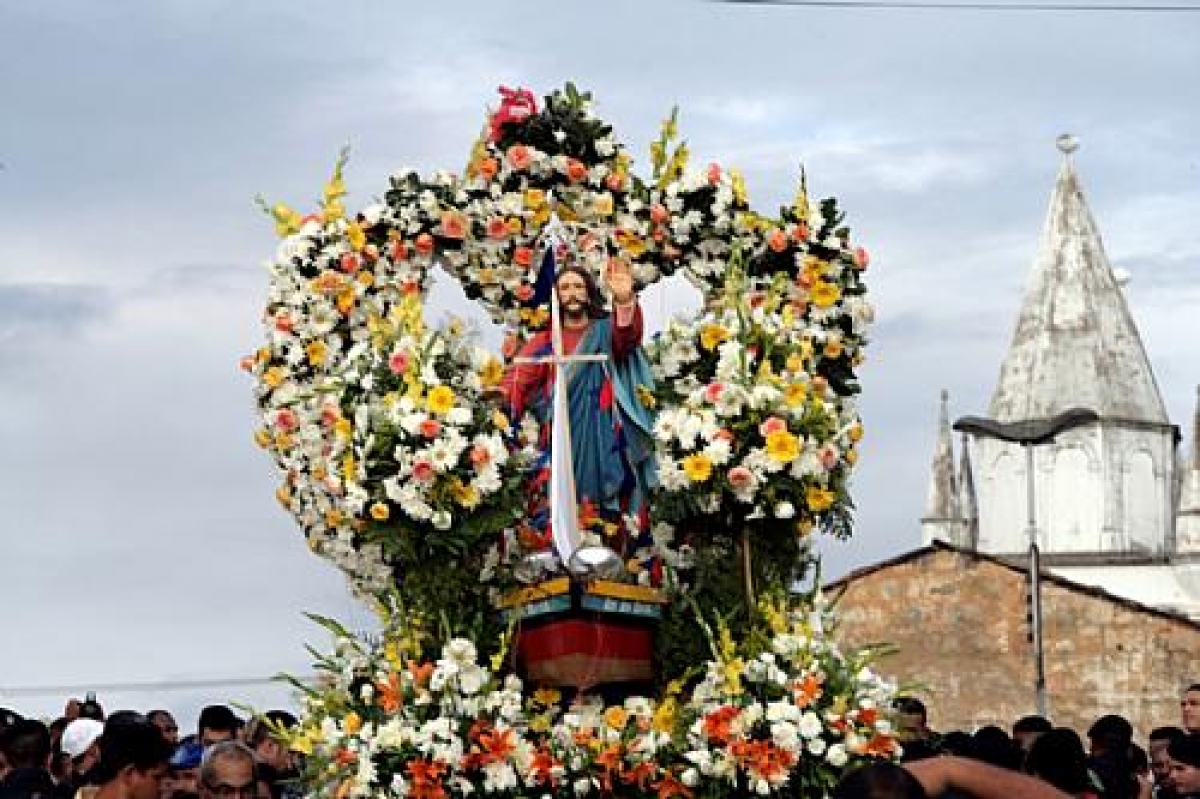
[
  {"left": 1177, "top": 386, "right": 1200, "bottom": 555},
  {"left": 922, "top": 390, "right": 963, "bottom": 546},
  {"left": 958, "top": 432, "right": 979, "bottom": 549},
  {"left": 988, "top": 135, "right": 1168, "bottom": 425},
  {"left": 965, "top": 137, "right": 1177, "bottom": 557}
]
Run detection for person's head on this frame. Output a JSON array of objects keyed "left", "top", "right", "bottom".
[
  {"left": 61, "top": 718, "right": 105, "bottom": 776},
  {"left": 197, "top": 707, "right": 240, "bottom": 749},
  {"left": 1129, "top": 742, "right": 1149, "bottom": 777},
  {"left": 78, "top": 696, "right": 105, "bottom": 722},
  {"left": 244, "top": 712, "right": 296, "bottom": 772},
  {"left": 832, "top": 762, "right": 928, "bottom": 799},
  {"left": 968, "top": 725, "right": 1023, "bottom": 771},
  {"left": 97, "top": 717, "right": 171, "bottom": 799},
  {"left": 1012, "top": 715, "right": 1053, "bottom": 753},
  {"left": 1150, "top": 727, "right": 1187, "bottom": 785},
  {"left": 554, "top": 266, "right": 605, "bottom": 324},
  {"left": 147, "top": 712, "right": 179, "bottom": 747},
  {"left": 892, "top": 697, "right": 930, "bottom": 744},
  {"left": 1183, "top": 684, "right": 1200, "bottom": 734},
  {"left": 1027, "top": 727, "right": 1092, "bottom": 794},
  {"left": 1087, "top": 713, "right": 1134, "bottom": 756},
  {"left": 0, "top": 719, "right": 52, "bottom": 771},
  {"left": 198, "top": 742, "right": 258, "bottom": 799},
  {"left": 165, "top": 740, "right": 204, "bottom": 799},
  {"left": 1166, "top": 733, "right": 1200, "bottom": 793}
]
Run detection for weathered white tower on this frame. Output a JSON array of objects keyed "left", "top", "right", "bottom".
[
  {"left": 1178, "top": 388, "right": 1200, "bottom": 555},
  {"left": 968, "top": 137, "right": 1178, "bottom": 558}
]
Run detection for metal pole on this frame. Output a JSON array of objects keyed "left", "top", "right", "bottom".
[{"left": 1025, "top": 443, "right": 1047, "bottom": 716}]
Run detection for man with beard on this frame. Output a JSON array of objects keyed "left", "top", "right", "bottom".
[{"left": 503, "top": 257, "right": 657, "bottom": 561}]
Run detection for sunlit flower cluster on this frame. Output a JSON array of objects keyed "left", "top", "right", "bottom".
[{"left": 284, "top": 593, "right": 898, "bottom": 799}]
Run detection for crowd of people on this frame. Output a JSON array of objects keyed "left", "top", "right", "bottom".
[
  {"left": 2, "top": 684, "right": 1199, "bottom": 799},
  {"left": 834, "top": 683, "right": 1200, "bottom": 798},
  {"left": 0, "top": 699, "right": 298, "bottom": 799}
]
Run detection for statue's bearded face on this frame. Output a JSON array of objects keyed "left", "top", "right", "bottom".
[{"left": 556, "top": 272, "right": 590, "bottom": 320}]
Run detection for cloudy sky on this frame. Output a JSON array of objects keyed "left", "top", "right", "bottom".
[{"left": 2, "top": 1, "right": 1197, "bottom": 726}]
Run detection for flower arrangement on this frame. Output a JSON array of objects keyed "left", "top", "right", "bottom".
[
  {"left": 284, "top": 589, "right": 898, "bottom": 799},
  {"left": 248, "top": 84, "right": 891, "bottom": 796}
]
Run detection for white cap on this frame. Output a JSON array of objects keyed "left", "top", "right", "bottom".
[{"left": 60, "top": 718, "right": 104, "bottom": 759}]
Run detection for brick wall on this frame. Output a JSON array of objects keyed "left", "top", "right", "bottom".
[{"left": 829, "top": 547, "right": 1200, "bottom": 738}]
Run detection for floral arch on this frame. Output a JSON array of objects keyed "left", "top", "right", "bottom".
[{"left": 245, "top": 84, "right": 893, "bottom": 799}]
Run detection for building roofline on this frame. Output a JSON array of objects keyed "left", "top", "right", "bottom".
[{"left": 824, "top": 540, "right": 1200, "bottom": 631}]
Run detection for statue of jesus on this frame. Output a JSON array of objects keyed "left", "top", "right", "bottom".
[{"left": 501, "top": 258, "right": 658, "bottom": 556}]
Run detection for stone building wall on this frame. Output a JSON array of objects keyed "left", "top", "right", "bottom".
[{"left": 829, "top": 544, "right": 1200, "bottom": 737}]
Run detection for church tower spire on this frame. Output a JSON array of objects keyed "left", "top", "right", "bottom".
[
  {"left": 967, "top": 136, "right": 1177, "bottom": 557},
  {"left": 988, "top": 134, "right": 1168, "bottom": 425},
  {"left": 1177, "top": 386, "right": 1200, "bottom": 555},
  {"left": 922, "top": 390, "right": 963, "bottom": 546},
  {"left": 958, "top": 432, "right": 979, "bottom": 549}
]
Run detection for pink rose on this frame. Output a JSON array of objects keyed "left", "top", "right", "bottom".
[
  {"left": 819, "top": 443, "right": 840, "bottom": 470},
  {"left": 704, "top": 382, "right": 725, "bottom": 403},
  {"left": 275, "top": 409, "right": 298, "bottom": 432},
  {"left": 470, "top": 445, "right": 492, "bottom": 468},
  {"left": 388, "top": 351, "right": 410, "bottom": 375},
  {"left": 758, "top": 416, "right": 787, "bottom": 437},
  {"left": 707, "top": 163, "right": 722, "bottom": 186},
  {"left": 728, "top": 466, "right": 755, "bottom": 491},
  {"left": 419, "top": 418, "right": 442, "bottom": 439},
  {"left": 412, "top": 460, "right": 435, "bottom": 484}
]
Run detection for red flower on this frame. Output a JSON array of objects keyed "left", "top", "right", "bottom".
[{"left": 489, "top": 86, "right": 538, "bottom": 142}]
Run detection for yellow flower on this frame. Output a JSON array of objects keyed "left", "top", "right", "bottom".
[
  {"left": 785, "top": 353, "right": 805, "bottom": 374},
  {"left": 306, "top": 340, "right": 328, "bottom": 366},
  {"left": 731, "top": 169, "right": 748, "bottom": 206},
  {"left": 682, "top": 453, "right": 713, "bottom": 483},
  {"left": 426, "top": 385, "right": 455, "bottom": 415},
  {"left": 532, "top": 688, "right": 562, "bottom": 708},
  {"left": 636, "top": 384, "right": 657, "bottom": 409},
  {"left": 324, "top": 509, "right": 343, "bottom": 527},
  {"left": 275, "top": 484, "right": 292, "bottom": 507},
  {"left": 652, "top": 698, "right": 677, "bottom": 733},
  {"left": 323, "top": 177, "right": 346, "bottom": 202},
  {"left": 253, "top": 429, "right": 272, "bottom": 449},
  {"left": 289, "top": 732, "right": 314, "bottom": 756},
  {"left": 336, "top": 287, "right": 356, "bottom": 315},
  {"left": 524, "top": 188, "right": 546, "bottom": 209},
  {"left": 848, "top": 422, "right": 864, "bottom": 443},
  {"left": 335, "top": 419, "right": 353, "bottom": 439},
  {"left": 507, "top": 217, "right": 523, "bottom": 235},
  {"left": 614, "top": 229, "right": 647, "bottom": 257},
  {"left": 323, "top": 199, "right": 345, "bottom": 222},
  {"left": 603, "top": 706, "right": 629, "bottom": 730},
  {"left": 824, "top": 338, "right": 844, "bottom": 359},
  {"left": 806, "top": 485, "right": 837, "bottom": 512},
  {"left": 342, "top": 454, "right": 357, "bottom": 479},
  {"left": 796, "top": 518, "right": 815, "bottom": 537},
  {"left": 369, "top": 502, "right": 390, "bottom": 521},
  {"left": 264, "top": 366, "right": 287, "bottom": 389},
  {"left": 592, "top": 193, "right": 614, "bottom": 217},
  {"left": 346, "top": 222, "right": 366, "bottom": 252},
  {"left": 479, "top": 357, "right": 504, "bottom": 388},
  {"left": 722, "top": 658, "right": 745, "bottom": 695},
  {"left": 343, "top": 712, "right": 363, "bottom": 735},
  {"left": 699, "top": 324, "right": 730, "bottom": 351},
  {"left": 811, "top": 281, "right": 842, "bottom": 309},
  {"left": 450, "top": 479, "right": 480, "bottom": 509},
  {"left": 492, "top": 409, "right": 510, "bottom": 432},
  {"left": 529, "top": 715, "right": 552, "bottom": 734},
  {"left": 356, "top": 270, "right": 374, "bottom": 287},
  {"left": 784, "top": 382, "right": 808, "bottom": 408},
  {"left": 765, "top": 430, "right": 801, "bottom": 464},
  {"left": 274, "top": 432, "right": 294, "bottom": 451},
  {"left": 846, "top": 448, "right": 859, "bottom": 466}
]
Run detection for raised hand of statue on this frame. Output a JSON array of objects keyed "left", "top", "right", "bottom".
[{"left": 605, "top": 258, "right": 635, "bottom": 306}]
